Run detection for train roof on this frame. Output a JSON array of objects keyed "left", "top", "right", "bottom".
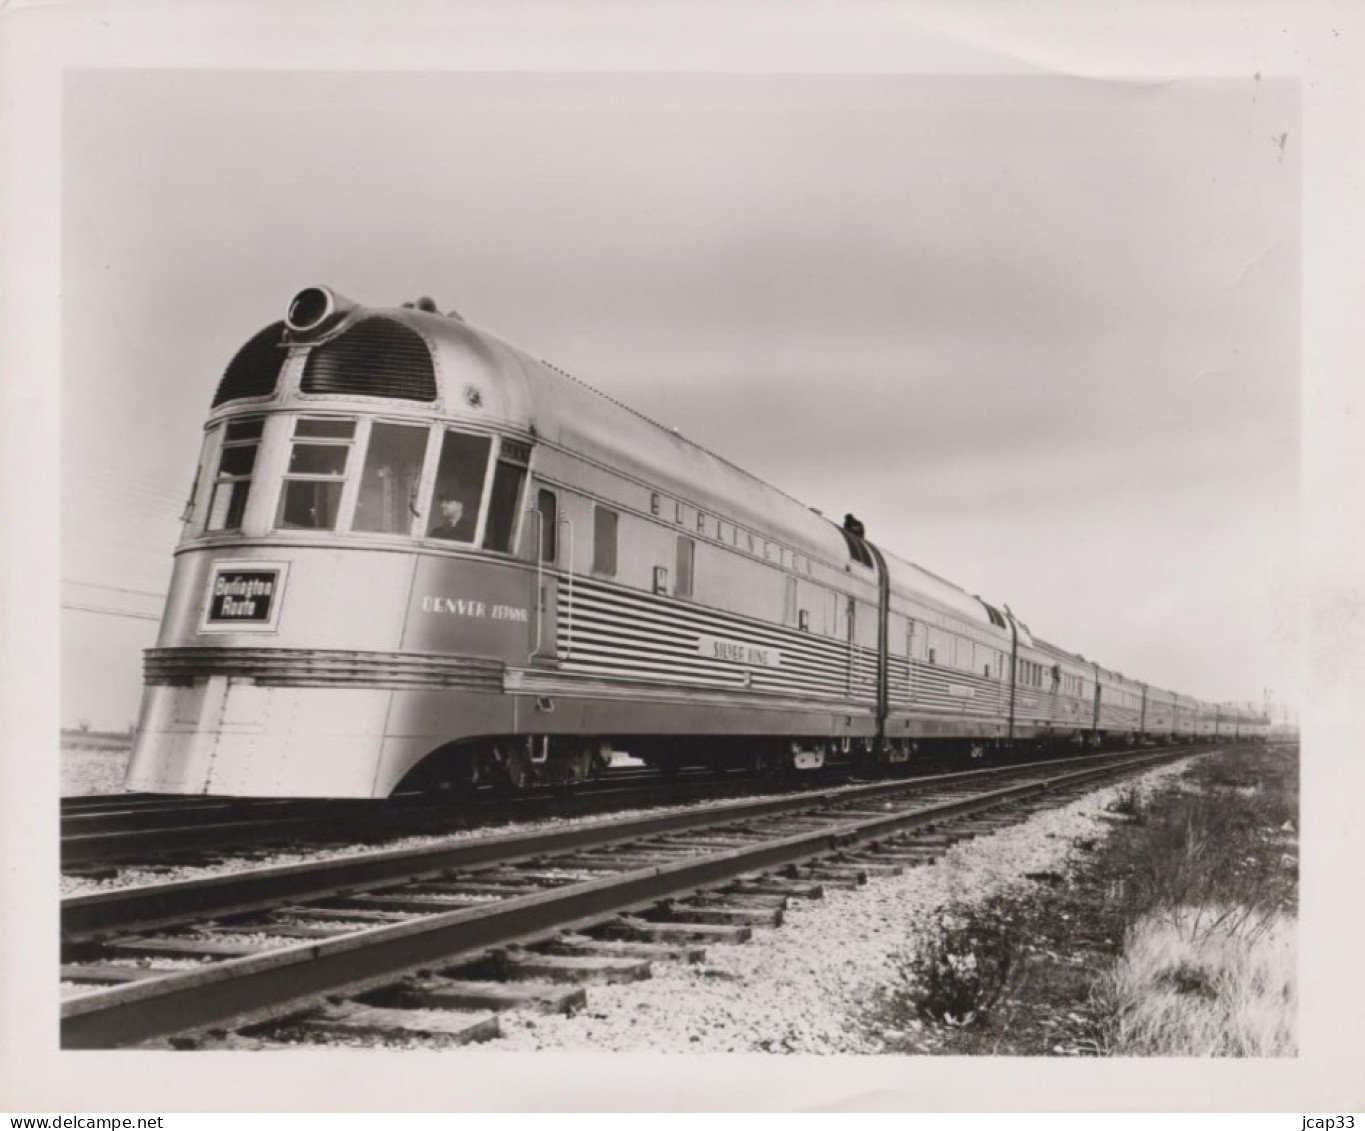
[
  {"left": 248, "top": 293, "right": 1027, "bottom": 628},
  {"left": 388, "top": 306, "right": 860, "bottom": 567},
  {"left": 482, "top": 319, "right": 1017, "bottom": 631},
  {"left": 239, "top": 292, "right": 1231, "bottom": 693}
]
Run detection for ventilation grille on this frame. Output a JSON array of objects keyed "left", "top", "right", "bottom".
[
  {"left": 301, "top": 317, "right": 437, "bottom": 401},
  {"left": 212, "top": 321, "right": 288, "bottom": 407}
]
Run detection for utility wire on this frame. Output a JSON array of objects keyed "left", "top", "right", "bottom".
[{"left": 62, "top": 601, "right": 161, "bottom": 622}]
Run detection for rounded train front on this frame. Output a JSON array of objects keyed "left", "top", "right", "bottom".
[{"left": 127, "top": 287, "right": 554, "bottom": 797}]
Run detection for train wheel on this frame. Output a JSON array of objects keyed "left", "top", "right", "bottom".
[{"left": 496, "top": 740, "right": 533, "bottom": 791}]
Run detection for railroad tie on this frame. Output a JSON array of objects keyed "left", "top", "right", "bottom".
[
  {"left": 207, "top": 922, "right": 359, "bottom": 939},
  {"left": 690, "top": 890, "right": 790, "bottom": 910},
  {"left": 865, "top": 847, "right": 940, "bottom": 865},
  {"left": 784, "top": 864, "right": 868, "bottom": 888},
  {"left": 281, "top": 906, "right": 414, "bottom": 923},
  {"left": 829, "top": 856, "right": 904, "bottom": 878},
  {"left": 542, "top": 934, "right": 708, "bottom": 964},
  {"left": 728, "top": 877, "right": 826, "bottom": 900},
  {"left": 319, "top": 892, "right": 484, "bottom": 913},
  {"left": 600, "top": 916, "right": 753, "bottom": 946},
  {"left": 61, "top": 964, "right": 166, "bottom": 985},
  {"left": 483, "top": 951, "right": 654, "bottom": 985},
  {"left": 400, "top": 880, "right": 550, "bottom": 897},
  {"left": 649, "top": 902, "right": 784, "bottom": 928},
  {"left": 376, "top": 977, "right": 587, "bottom": 1016},
  {"left": 303, "top": 1002, "right": 500, "bottom": 1045},
  {"left": 101, "top": 936, "right": 279, "bottom": 959}
]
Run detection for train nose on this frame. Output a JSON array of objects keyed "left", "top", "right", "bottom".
[{"left": 285, "top": 285, "right": 356, "bottom": 335}]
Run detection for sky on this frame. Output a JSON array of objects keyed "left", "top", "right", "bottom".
[{"left": 60, "top": 69, "right": 1300, "bottom": 729}]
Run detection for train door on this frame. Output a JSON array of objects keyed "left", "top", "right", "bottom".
[
  {"left": 845, "top": 595, "right": 857, "bottom": 696},
  {"left": 1091, "top": 663, "right": 1103, "bottom": 739},
  {"left": 523, "top": 487, "right": 561, "bottom": 662}
]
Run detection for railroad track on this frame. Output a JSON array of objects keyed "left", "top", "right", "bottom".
[
  {"left": 60, "top": 744, "right": 1211, "bottom": 1049},
  {"left": 60, "top": 765, "right": 786, "bottom": 871},
  {"left": 61, "top": 754, "right": 994, "bottom": 871}
]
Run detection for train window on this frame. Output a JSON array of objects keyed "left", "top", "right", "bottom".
[
  {"left": 593, "top": 506, "right": 618, "bottom": 575},
  {"left": 653, "top": 565, "right": 669, "bottom": 595},
  {"left": 483, "top": 456, "right": 528, "bottom": 554},
  {"left": 799, "top": 609, "right": 810, "bottom": 632},
  {"left": 928, "top": 647, "right": 937, "bottom": 666},
  {"left": 675, "top": 501, "right": 683, "bottom": 524},
  {"left": 696, "top": 511, "right": 706, "bottom": 535},
  {"left": 426, "top": 429, "right": 492, "bottom": 542},
  {"left": 352, "top": 422, "right": 427, "bottom": 535},
  {"left": 206, "top": 417, "right": 265, "bottom": 531},
  {"left": 535, "top": 489, "right": 558, "bottom": 563},
  {"left": 275, "top": 418, "right": 355, "bottom": 530},
  {"left": 650, "top": 493, "right": 661, "bottom": 516},
  {"left": 783, "top": 575, "right": 796, "bottom": 622},
  {"left": 747, "top": 531, "right": 755, "bottom": 554},
  {"left": 295, "top": 418, "right": 356, "bottom": 439},
  {"left": 676, "top": 536, "right": 695, "bottom": 598},
  {"left": 718, "top": 520, "right": 731, "bottom": 544}
]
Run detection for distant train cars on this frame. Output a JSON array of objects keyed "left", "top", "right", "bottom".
[{"left": 124, "top": 287, "right": 1270, "bottom": 798}]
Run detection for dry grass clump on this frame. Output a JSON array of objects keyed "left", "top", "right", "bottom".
[{"left": 1098, "top": 905, "right": 1296, "bottom": 1056}]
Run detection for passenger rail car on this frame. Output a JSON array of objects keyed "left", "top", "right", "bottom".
[{"left": 125, "top": 287, "right": 1270, "bottom": 798}]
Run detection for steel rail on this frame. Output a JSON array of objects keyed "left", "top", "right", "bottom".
[
  {"left": 61, "top": 747, "right": 1183, "bottom": 940},
  {"left": 61, "top": 746, "right": 1193, "bottom": 1048},
  {"left": 60, "top": 768, "right": 753, "bottom": 864}
]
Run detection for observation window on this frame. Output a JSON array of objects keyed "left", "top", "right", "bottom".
[
  {"left": 426, "top": 429, "right": 492, "bottom": 542},
  {"left": 352, "top": 422, "right": 428, "bottom": 535},
  {"left": 275, "top": 418, "right": 355, "bottom": 530},
  {"left": 206, "top": 417, "right": 265, "bottom": 532},
  {"left": 483, "top": 443, "right": 529, "bottom": 553}
]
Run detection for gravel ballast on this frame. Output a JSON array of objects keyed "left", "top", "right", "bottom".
[{"left": 487, "top": 762, "right": 1191, "bottom": 1054}]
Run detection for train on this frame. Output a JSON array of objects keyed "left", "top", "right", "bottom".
[{"left": 124, "top": 286, "right": 1270, "bottom": 798}]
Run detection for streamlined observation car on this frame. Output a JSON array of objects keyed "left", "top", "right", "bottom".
[{"left": 126, "top": 287, "right": 1260, "bottom": 798}]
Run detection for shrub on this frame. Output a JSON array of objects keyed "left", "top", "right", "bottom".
[{"left": 891, "top": 899, "right": 1021, "bottom": 1026}]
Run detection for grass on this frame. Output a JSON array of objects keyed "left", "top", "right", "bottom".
[
  {"left": 863, "top": 742, "right": 1298, "bottom": 1056},
  {"left": 1096, "top": 905, "right": 1296, "bottom": 1056}
]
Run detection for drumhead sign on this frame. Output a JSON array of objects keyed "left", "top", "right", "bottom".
[{"left": 201, "top": 561, "right": 289, "bottom": 632}]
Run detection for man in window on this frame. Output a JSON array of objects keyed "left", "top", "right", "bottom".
[{"left": 429, "top": 493, "right": 476, "bottom": 541}]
